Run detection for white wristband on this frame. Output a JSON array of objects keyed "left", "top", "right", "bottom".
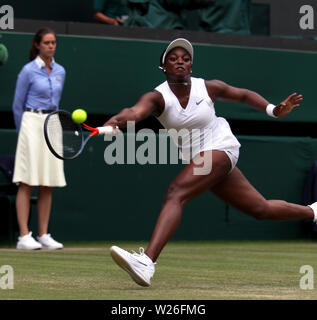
[
  {"left": 308, "top": 203, "right": 317, "bottom": 223},
  {"left": 97, "top": 125, "right": 118, "bottom": 135},
  {"left": 266, "top": 104, "right": 277, "bottom": 118}
]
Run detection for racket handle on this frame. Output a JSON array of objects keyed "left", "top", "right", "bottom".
[{"left": 97, "top": 126, "right": 118, "bottom": 135}]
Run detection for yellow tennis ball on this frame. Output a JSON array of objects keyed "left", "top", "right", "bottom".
[{"left": 72, "top": 109, "right": 87, "bottom": 123}]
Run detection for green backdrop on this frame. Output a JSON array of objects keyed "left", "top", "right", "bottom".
[
  {"left": 0, "top": 32, "right": 316, "bottom": 122},
  {"left": 0, "top": 129, "right": 316, "bottom": 242},
  {"left": 1, "top": 32, "right": 316, "bottom": 242}
]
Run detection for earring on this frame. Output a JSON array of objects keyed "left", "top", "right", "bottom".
[{"left": 164, "top": 70, "right": 166, "bottom": 73}]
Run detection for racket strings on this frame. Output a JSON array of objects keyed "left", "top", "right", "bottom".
[{"left": 46, "top": 112, "right": 83, "bottom": 159}]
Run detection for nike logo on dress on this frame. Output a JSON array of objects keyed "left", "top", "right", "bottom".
[{"left": 196, "top": 99, "right": 204, "bottom": 105}]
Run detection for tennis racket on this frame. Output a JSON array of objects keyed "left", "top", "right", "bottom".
[{"left": 44, "top": 110, "right": 118, "bottom": 160}]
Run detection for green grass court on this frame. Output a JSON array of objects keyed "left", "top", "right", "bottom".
[{"left": 0, "top": 241, "right": 316, "bottom": 300}]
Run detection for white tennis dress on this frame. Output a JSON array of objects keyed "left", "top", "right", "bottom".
[{"left": 155, "top": 77, "right": 241, "bottom": 169}]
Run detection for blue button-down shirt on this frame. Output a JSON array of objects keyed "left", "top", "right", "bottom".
[{"left": 12, "top": 56, "right": 66, "bottom": 131}]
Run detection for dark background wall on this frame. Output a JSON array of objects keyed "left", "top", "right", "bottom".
[
  {"left": 254, "top": 0, "right": 317, "bottom": 37},
  {"left": 4, "top": 0, "right": 317, "bottom": 37},
  {"left": 2, "top": 0, "right": 94, "bottom": 22}
]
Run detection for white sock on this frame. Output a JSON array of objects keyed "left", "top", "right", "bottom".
[{"left": 308, "top": 203, "right": 317, "bottom": 223}]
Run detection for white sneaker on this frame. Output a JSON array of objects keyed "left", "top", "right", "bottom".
[
  {"left": 17, "top": 232, "right": 42, "bottom": 250},
  {"left": 110, "top": 246, "right": 155, "bottom": 287},
  {"left": 37, "top": 234, "right": 63, "bottom": 250}
]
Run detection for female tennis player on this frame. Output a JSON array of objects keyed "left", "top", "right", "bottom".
[
  {"left": 105, "top": 38, "right": 317, "bottom": 287},
  {"left": 12, "top": 28, "right": 65, "bottom": 250}
]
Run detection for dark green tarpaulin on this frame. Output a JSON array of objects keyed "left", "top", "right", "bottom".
[
  {"left": 198, "top": 0, "right": 251, "bottom": 34},
  {"left": 124, "top": 0, "right": 251, "bottom": 33}
]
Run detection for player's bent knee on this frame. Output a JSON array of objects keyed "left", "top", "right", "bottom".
[{"left": 163, "top": 183, "right": 188, "bottom": 207}]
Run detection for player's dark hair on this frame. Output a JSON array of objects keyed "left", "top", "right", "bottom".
[{"left": 29, "top": 27, "right": 56, "bottom": 61}]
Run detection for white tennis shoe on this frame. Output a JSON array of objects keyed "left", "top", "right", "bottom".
[
  {"left": 110, "top": 246, "right": 155, "bottom": 287},
  {"left": 37, "top": 234, "right": 63, "bottom": 250},
  {"left": 17, "top": 232, "right": 42, "bottom": 250}
]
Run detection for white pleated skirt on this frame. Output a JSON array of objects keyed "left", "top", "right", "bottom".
[{"left": 13, "top": 111, "right": 66, "bottom": 187}]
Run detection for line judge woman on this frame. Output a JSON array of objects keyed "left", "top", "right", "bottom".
[
  {"left": 105, "top": 38, "right": 317, "bottom": 287},
  {"left": 12, "top": 28, "right": 65, "bottom": 250}
]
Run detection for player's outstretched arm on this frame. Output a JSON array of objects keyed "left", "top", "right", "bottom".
[
  {"left": 103, "top": 91, "right": 164, "bottom": 129},
  {"left": 205, "top": 80, "right": 303, "bottom": 118}
]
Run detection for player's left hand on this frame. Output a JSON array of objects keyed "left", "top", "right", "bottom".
[{"left": 274, "top": 93, "right": 303, "bottom": 117}]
